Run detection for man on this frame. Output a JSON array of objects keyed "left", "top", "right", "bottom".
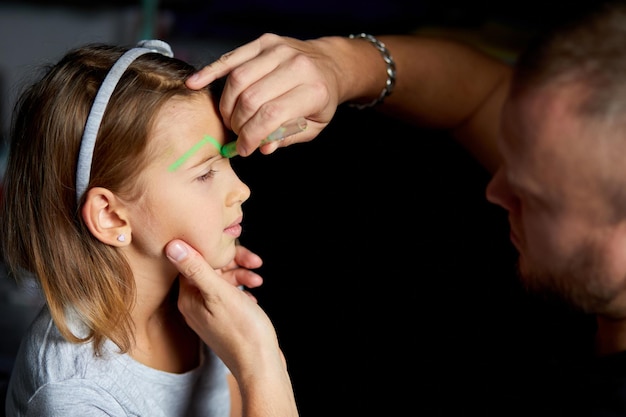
[{"left": 188, "top": 1, "right": 626, "bottom": 414}]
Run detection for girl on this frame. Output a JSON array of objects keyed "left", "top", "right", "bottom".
[{"left": 1, "top": 40, "right": 297, "bottom": 417}]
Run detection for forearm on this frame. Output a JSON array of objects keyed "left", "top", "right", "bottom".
[
  {"left": 237, "top": 363, "right": 298, "bottom": 417},
  {"left": 319, "top": 34, "right": 511, "bottom": 172}
]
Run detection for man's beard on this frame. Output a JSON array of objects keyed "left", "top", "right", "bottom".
[{"left": 516, "top": 240, "right": 617, "bottom": 315}]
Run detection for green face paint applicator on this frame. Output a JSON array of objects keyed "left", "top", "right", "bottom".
[{"left": 221, "top": 117, "right": 307, "bottom": 158}]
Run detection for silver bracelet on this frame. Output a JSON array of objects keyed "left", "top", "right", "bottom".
[{"left": 348, "top": 33, "right": 396, "bottom": 109}]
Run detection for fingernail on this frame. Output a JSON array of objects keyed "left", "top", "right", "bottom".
[
  {"left": 167, "top": 242, "right": 188, "bottom": 261},
  {"left": 187, "top": 73, "right": 199, "bottom": 82}
]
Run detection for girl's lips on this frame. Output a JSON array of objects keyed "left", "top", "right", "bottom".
[
  {"left": 224, "top": 223, "right": 242, "bottom": 238},
  {"left": 224, "top": 218, "right": 243, "bottom": 238}
]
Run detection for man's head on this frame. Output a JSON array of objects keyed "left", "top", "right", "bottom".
[{"left": 487, "top": 1, "right": 626, "bottom": 318}]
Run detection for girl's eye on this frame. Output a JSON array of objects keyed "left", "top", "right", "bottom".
[{"left": 198, "top": 169, "right": 217, "bottom": 182}]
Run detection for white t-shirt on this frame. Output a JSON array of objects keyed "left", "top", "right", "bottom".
[{"left": 5, "top": 305, "right": 230, "bottom": 417}]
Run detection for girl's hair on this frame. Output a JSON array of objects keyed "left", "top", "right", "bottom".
[{"left": 0, "top": 43, "right": 216, "bottom": 355}]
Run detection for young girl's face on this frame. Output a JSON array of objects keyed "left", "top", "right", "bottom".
[{"left": 127, "top": 93, "right": 250, "bottom": 270}]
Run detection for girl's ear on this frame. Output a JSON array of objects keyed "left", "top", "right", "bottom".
[{"left": 81, "top": 187, "right": 130, "bottom": 246}]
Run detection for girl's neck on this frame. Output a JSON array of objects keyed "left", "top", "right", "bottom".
[{"left": 130, "top": 286, "right": 201, "bottom": 373}]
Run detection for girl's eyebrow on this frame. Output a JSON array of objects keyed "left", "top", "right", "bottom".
[{"left": 167, "top": 135, "right": 222, "bottom": 172}]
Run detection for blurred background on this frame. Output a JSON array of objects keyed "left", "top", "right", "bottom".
[{"left": 0, "top": 1, "right": 597, "bottom": 416}]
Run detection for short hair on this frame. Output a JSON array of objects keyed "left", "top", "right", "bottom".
[
  {"left": 512, "top": 1, "right": 626, "bottom": 118},
  {"left": 509, "top": 1, "right": 626, "bottom": 222}
]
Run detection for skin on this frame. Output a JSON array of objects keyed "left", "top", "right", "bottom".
[
  {"left": 185, "top": 34, "right": 508, "bottom": 172},
  {"left": 132, "top": 94, "right": 297, "bottom": 416},
  {"left": 487, "top": 82, "right": 626, "bottom": 354},
  {"left": 83, "top": 94, "right": 260, "bottom": 416},
  {"left": 185, "top": 33, "right": 626, "bottom": 357},
  {"left": 168, "top": 239, "right": 298, "bottom": 417},
  {"left": 125, "top": 95, "right": 250, "bottom": 273},
  {"left": 124, "top": 94, "right": 250, "bottom": 371},
  {"left": 137, "top": 94, "right": 249, "bottom": 414},
  {"left": 217, "top": 244, "right": 264, "bottom": 298}
]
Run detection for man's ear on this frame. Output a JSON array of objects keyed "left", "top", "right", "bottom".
[{"left": 81, "top": 187, "right": 130, "bottom": 246}]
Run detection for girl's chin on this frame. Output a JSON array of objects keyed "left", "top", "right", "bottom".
[{"left": 210, "top": 246, "right": 238, "bottom": 271}]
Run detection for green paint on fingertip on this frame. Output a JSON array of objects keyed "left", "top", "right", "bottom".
[
  {"left": 221, "top": 141, "right": 238, "bottom": 158},
  {"left": 168, "top": 135, "right": 222, "bottom": 172}
]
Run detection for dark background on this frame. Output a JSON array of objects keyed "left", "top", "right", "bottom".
[
  {"left": 0, "top": 1, "right": 599, "bottom": 416},
  {"left": 234, "top": 109, "right": 596, "bottom": 416}
]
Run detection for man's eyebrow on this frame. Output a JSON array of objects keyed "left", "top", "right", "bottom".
[{"left": 167, "top": 135, "right": 222, "bottom": 172}]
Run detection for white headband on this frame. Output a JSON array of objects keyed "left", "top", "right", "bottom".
[{"left": 75, "top": 39, "right": 174, "bottom": 202}]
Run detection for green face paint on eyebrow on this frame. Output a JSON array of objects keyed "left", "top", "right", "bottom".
[{"left": 168, "top": 135, "right": 222, "bottom": 172}]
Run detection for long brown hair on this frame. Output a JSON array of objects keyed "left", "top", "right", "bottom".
[{"left": 1, "top": 43, "right": 215, "bottom": 355}]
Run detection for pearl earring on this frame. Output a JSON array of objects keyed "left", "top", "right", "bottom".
[{"left": 117, "top": 234, "right": 126, "bottom": 242}]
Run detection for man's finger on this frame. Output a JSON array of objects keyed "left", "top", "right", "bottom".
[
  {"left": 185, "top": 37, "right": 266, "bottom": 89},
  {"left": 166, "top": 239, "right": 219, "bottom": 290}
]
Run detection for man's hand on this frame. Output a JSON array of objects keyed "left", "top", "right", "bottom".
[{"left": 217, "top": 243, "right": 263, "bottom": 302}]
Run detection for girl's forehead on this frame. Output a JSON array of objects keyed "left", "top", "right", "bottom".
[
  {"left": 146, "top": 96, "right": 224, "bottom": 169},
  {"left": 153, "top": 95, "right": 222, "bottom": 138}
]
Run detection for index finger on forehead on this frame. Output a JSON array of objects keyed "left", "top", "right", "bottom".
[{"left": 186, "top": 36, "right": 269, "bottom": 89}]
